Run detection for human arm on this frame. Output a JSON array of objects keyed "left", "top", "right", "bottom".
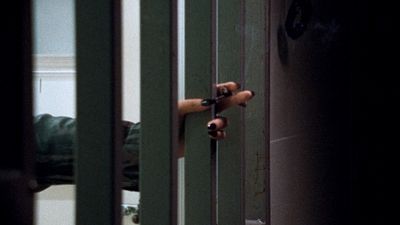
[
  {"left": 33, "top": 81, "right": 254, "bottom": 191},
  {"left": 33, "top": 114, "right": 141, "bottom": 192}
]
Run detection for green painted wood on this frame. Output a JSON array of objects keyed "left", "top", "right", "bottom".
[
  {"left": 140, "top": 0, "right": 178, "bottom": 224},
  {"left": 185, "top": 0, "right": 215, "bottom": 224},
  {"left": 244, "top": 0, "right": 269, "bottom": 222},
  {"left": 1, "top": 1, "right": 34, "bottom": 225},
  {"left": 217, "top": 0, "right": 245, "bottom": 224},
  {"left": 76, "top": 1, "right": 122, "bottom": 225}
]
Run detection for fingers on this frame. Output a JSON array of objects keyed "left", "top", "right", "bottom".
[
  {"left": 178, "top": 81, "right": 254, "bottom": 142},
  {"left": 179, "top": 81, "right": 252, "bottom": 116},
  {"left": 207, "top": 116, "right": 228, "bottom": 140},
  {"left": 178, "top": 98, "right": 211, "bottom": 116},
  {"left": 216, "top": 82, "right": 241, "bottom": 95},
  {"left": 208, "top": 130, "right": 226, "bottom": 140},
  {"left": 207, "top": 116, "right": 228, "bottom": 131},
  {"left": 217, "top": 90, "right": 255, "bottom": 112}
]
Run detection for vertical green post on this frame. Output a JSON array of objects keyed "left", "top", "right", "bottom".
[
  {"left": 1, "top": 1, "right": 34, "bottom": 225},
  {"left": 244, "top": 0, "right": 269, "bottom": 222},
  {"left": 217, "top": 0, "right": 245, "bottom": 224},
  {"left": 185, "top": 0, "right": 216, "bottom": 224},
  {"left": 140, "top": 0, "right": 178, "bottom": 224},
  {"left": 76, "top": 0, "right": 122, "bottom": 225}
]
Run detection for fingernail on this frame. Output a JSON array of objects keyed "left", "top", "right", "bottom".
[
  {"left": 239, "top": 103, "right": 247, "bottom": 108},
  {"left": 222, "top": 87, "right": 232, "bottom": 97},
  {"left": 208, "top": 130, "right": 218, "bottom": 137},
  {"left": 208, "top": 123, "right": 217, "bottom": 131},
  {"left": 250, "top": 90, "right": 256, "bottom": 96},
  {"left": 234, "top": 82, "right": 242, "bottom": 89},
  {"left": 201, "top": 98, "right": 216, "bottom": 106}
]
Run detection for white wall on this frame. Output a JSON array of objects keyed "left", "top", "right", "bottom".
[
  {"left": 33, "top": 0, "right": 75, "bottom": 55},
  {"left": 33, "top": 0, "right": 141, "bottom": 224}
]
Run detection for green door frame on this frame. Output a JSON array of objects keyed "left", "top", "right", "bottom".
[
  {"left": 1, "top": 1, "right": 34, "bottom": 225},
  {"left": 76, "top": 1, "right": 123, "bottom": 225},
  {"left": 140, "top": 0, "right": 179, "bottom": 225}
]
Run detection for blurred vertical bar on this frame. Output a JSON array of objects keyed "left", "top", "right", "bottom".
[
  {"left": 76, "top": 0, "right": 122, "bottom": 225},
  {"left": 244, "top": 0, "right": 270, "bottom": 223},
  {"left": 185, "top": 0, "right": 216, "bottom": 224},
  {"left": 217, "top": 0, "right": 245, "bottom": 224},
  {"left": 1, "top": 1, "right": 34, "bottom": 225},
  {"left": 140, "top": 0, "right": 178, "bottom": 224}
]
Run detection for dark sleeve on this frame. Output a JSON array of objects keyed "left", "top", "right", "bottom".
[{"left": 33, "top": 114, "right": 140, "bottom": 192}]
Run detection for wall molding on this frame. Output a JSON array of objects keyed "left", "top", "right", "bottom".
[{"left": 33, "top": 55, "right": 75, "bottom": 76}]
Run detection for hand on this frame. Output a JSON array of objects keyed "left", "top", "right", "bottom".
[{"left": 177, "top": 81, "right": 255, "bottom": 157}]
